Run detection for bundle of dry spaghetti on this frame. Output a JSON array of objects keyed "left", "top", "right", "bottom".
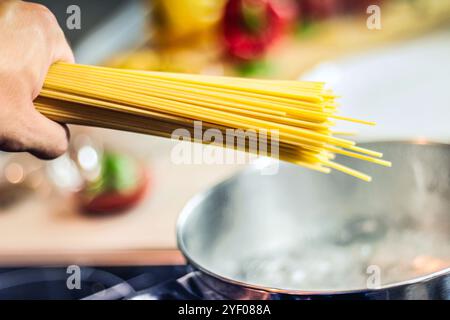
[{"left": 35, "top": 62, "right": 391, "bottom": 181}]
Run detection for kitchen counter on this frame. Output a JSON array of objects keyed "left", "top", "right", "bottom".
[{"left": 0, "top": 128, "right": 243, "bottom": 266}]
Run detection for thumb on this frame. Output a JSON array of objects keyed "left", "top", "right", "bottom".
[{"left": 23, "top": 105, "right": 70, "bottom": 159}]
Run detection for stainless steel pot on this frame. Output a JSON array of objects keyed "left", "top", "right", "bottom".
[{"left": 177, "top": 141, "right": 450, "bottom": 299}]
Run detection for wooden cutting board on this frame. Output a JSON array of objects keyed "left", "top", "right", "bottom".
[{"left": 0, "top": 127, "right": 243, "bottom": 266}]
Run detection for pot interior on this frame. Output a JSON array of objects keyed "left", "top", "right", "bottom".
[{"left": 178, "top": 142, "right": 450, "bottom": 292}]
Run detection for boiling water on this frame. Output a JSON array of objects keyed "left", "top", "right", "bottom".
[{"left": 221, "top": 217, "right": 450, "bottom": 291}]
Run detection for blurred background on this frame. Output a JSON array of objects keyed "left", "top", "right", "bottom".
[{"left": 0, "top": 0, "right": 449, "bottom": 266}]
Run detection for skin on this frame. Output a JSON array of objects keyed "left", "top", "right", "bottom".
[{"left": 0, "top": 0, "right": 74, "bottom": 159}]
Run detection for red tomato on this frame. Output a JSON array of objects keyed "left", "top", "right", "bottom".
[{"left": 79, "top": 169, "right": 151, "bottom": 215}]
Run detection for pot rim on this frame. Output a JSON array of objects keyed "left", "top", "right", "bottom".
[{"left": 176, "top": 139, "right": 450, "bottom": 296}]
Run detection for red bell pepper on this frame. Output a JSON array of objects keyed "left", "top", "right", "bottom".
[
  {"left": 299, "top": 0, "right": 342, "bottom": 21},
  {"left": 223, "top": 0, "right": 298, "bottom": 61}
]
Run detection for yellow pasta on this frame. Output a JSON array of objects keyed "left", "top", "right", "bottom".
[{"left": 35, "top": 62, "right": 391, "bottom": 181}]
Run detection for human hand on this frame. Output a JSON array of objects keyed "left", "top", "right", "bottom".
[{"left": 0, "top": 0, "right": 74, "bottom": 159}]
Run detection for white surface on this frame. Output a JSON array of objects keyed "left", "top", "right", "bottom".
[{"left": 302, "top": 30, "right": 450, "bottom": 143}]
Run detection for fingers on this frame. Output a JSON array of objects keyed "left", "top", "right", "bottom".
[
  {"left": 52, "top": 25, "right": 75, "bottom": 64},
  {"left": 25, "top": 1, "right": 75, "bottom": 64},
  {"left": 31, "top": 4, "right": 74, "bottom": 158},
  {"left": 0, "top": 102, "right": 70, "bottom": 160},
  {"left": 25, "top": 110, "right": 70, "bottom": 160},
  {"left": 31, "top": 4, "right": 75, "bottom": 96}
]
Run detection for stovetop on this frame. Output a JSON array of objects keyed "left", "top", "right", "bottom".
[
  {"left": 2, "top": 265, "right": 449, "bottom": 300},
  {"left": 0, "top": 265, "right": 205, "bottom": 300}
]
